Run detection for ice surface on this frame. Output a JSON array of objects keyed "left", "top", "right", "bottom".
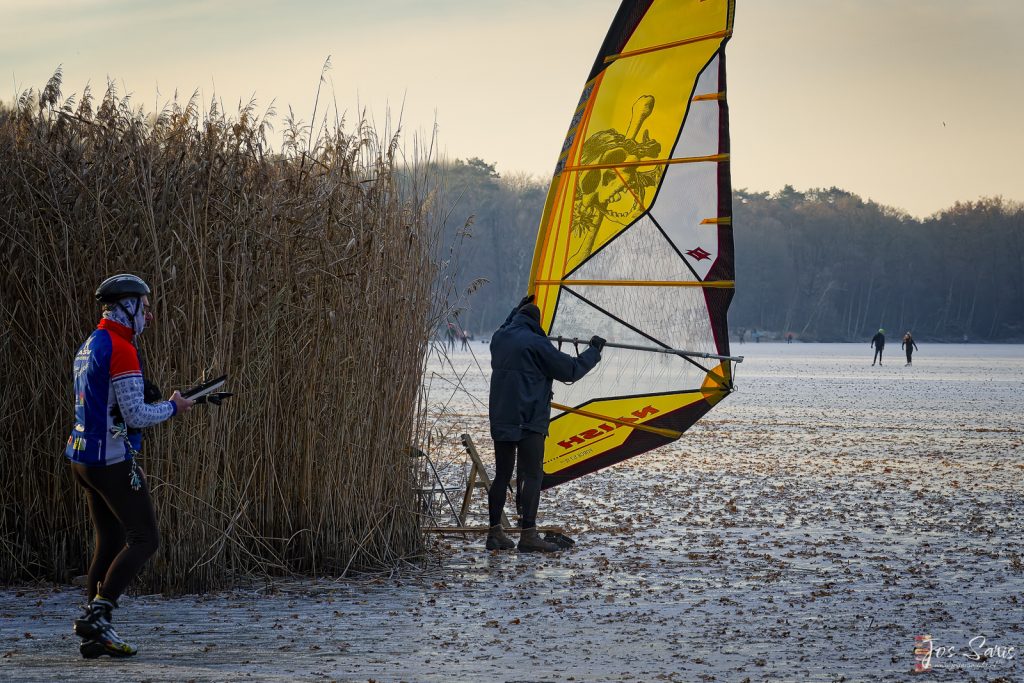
[{"left": 2, "top": 343, "right": 1022, "bottom": 681}]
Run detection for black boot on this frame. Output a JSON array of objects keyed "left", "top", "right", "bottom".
[
  {"left": 517, "top": 527, "right": 560, "bottom": 553},
  {"left": 485, "top": 524, "right": 515, "bottom": 551},
  {"left": 73, "top": 598, "right": 137, "bottom": 658}
]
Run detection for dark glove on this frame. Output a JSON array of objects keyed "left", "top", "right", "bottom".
[
  {"left": 589, "top": 335, "right": 607, "bottom": 352},
  {"left": 515, "top": 294, "right": 535, "bottom": 310},
  {"left": 143, "top": 379, "right": 162, "bottom": 404}
]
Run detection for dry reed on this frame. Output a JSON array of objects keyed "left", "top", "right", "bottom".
[{"left": 0, "top": 69, "right": 443, "bottom": 593}]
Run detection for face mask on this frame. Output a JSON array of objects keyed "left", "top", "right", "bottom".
[
  {"left": 106, "top": 297, "right": 147, "bottom": 335},
  {"left": 127, "top": 297, "right": 147, "bottom": 335}
]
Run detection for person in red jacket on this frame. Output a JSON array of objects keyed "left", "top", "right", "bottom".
[
  {"left": 65, "top": 274, "right": 194, "bottom": 659},
  {"left": 902, "top": 331, "right": 919, "bottom": 366}
]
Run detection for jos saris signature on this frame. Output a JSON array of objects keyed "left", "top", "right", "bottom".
[{"left": 915, "top": 634, "right": 1017, "bottom": 672}]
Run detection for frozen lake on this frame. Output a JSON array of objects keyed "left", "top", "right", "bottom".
[{"left": 3, "top": 343, "right": 1022, "bottom": 681}]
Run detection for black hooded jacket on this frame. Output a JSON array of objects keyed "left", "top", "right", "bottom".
[{"left": 488, "top": 309, "right": 600, "bottom": 441}]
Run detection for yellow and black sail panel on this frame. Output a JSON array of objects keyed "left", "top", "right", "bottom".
[
  {"left": 531, "top": 0, "right": 738, "bottom": 489},
  {"left": 544, "top": 391, "right": 722, "bottom": 486}
]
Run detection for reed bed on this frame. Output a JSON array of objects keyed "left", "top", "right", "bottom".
[{"left": 0, "top": 70, "right": 443, "bottom": 593}]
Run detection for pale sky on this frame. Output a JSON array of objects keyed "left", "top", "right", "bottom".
[{"left": 3, "top": 0, "right": 1022, "bottom": 218}]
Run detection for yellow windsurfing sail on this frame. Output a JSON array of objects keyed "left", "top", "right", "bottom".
[{"left": 532, "top": 0, "right": 740, "bottom": 488}]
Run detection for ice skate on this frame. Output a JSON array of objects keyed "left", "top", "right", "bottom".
[
  {"left": 73, "top": 598, "right": 137, "bottom": 658},
  {"left": 73, "top": 598, "right": 114, "bottom": 640},
  {"left": 79, "top": 631, "right": 137, "bottom": 659}
]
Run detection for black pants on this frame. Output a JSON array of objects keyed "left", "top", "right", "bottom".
[
  {"left": 489, "top": 432, "right": 545, "bottom": 529},
  {"left": 71, "top": 460, "right": 160, "bottom": 603},
  {"left": 905, "top": 348, "right": 914, "bottom": 363},
  {"left": 873, "top": 347, "right": 884, "bottom": 364}
]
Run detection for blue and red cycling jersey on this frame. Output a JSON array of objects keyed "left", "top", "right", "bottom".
[{"left": 65, "top": 319, "right": 173, "bottom": 466}]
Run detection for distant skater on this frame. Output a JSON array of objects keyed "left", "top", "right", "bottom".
[
  {"left": 902, "top": 331, "right": 919, "bottom": 366},
  {"left": 486, "top": 295, "right": 603, "bottom": 553},
  {"left": 871, "top": 328, "right": 886, "bottom": 366},
  {"left": 444, "top": 323, "right": 456, "bottom": 352}
]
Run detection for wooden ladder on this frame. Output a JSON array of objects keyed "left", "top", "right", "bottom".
[
  {"left": 458, "top": 433, "right": 510, "bottom": 527},
  {"left": 420, "top": 434, "right": 562, "bottom": 535}
]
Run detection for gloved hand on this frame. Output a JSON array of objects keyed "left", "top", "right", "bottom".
[
  {"left": 143, "top": 379, "right": 162, "bottom": 404},
  {"left": 515, "top": 294, "right": 535, "bottom": 310},
  {"left": 589, "top": 335, "right": 607, "bottom": 352}
]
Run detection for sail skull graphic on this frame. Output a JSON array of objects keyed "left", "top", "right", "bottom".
[{"left": 571, "top": 95, "right": 663, "bottom": 257}]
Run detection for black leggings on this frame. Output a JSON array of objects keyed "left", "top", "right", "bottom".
[
  {"left": 489, "top": 432, "right": 545, "bottom": 529},
  {"left": 71, "top": 460, "right": 160, "bottom": 603}
]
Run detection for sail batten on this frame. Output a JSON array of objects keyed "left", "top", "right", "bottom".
[
  {"left": 531, "top": 0, "right": 738, "bottom": 488},
  {"left": 550, "top": 403, "right": 684, "bottom": 439},
  {"left": 603, "top": 29, "right": 733, "bottom": 64},
  {"left": 561, "top": 153, "right": 729, "bottom": 172},
  {"left": 692, "top": 92, "right": 726, "bottom": 102}
]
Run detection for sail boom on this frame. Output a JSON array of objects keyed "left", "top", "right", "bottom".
[
  {"left": 535, "top": 279, "right": 735, "bottom": 288},
  {"left": 548, "top": 336, "right": 744, "bottom": 363}
]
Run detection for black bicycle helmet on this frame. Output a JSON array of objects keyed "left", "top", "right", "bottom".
[{"left": 95, "top": 274, "right": 151, "bottom": 303}]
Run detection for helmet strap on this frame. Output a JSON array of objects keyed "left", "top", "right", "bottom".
[{"left": 113, "top": 297, "right": 146, "bottom": 336}]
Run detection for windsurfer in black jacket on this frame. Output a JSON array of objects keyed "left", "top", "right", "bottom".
[
  {"left": 486, "top": 295, "right": 603, "bottom": 553},
  {"left": 870, "top": 328, "right": 886, "bottom": 366}
]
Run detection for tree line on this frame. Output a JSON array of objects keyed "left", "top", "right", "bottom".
[{"left": 438, "top": 159, "right": 1024, "bottom": 342}]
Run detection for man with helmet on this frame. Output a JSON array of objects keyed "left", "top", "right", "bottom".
[{"left": 65, "top": 273, "right": 194, "bottom": 658}]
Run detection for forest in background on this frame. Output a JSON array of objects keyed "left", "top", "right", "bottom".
[{"left": 440, "top": 159, "right": 1024, "bottom": 342}]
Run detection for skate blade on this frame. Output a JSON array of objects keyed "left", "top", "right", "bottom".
[{"left": 79, "top": 640, "right": 137, "bottom": 659}]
